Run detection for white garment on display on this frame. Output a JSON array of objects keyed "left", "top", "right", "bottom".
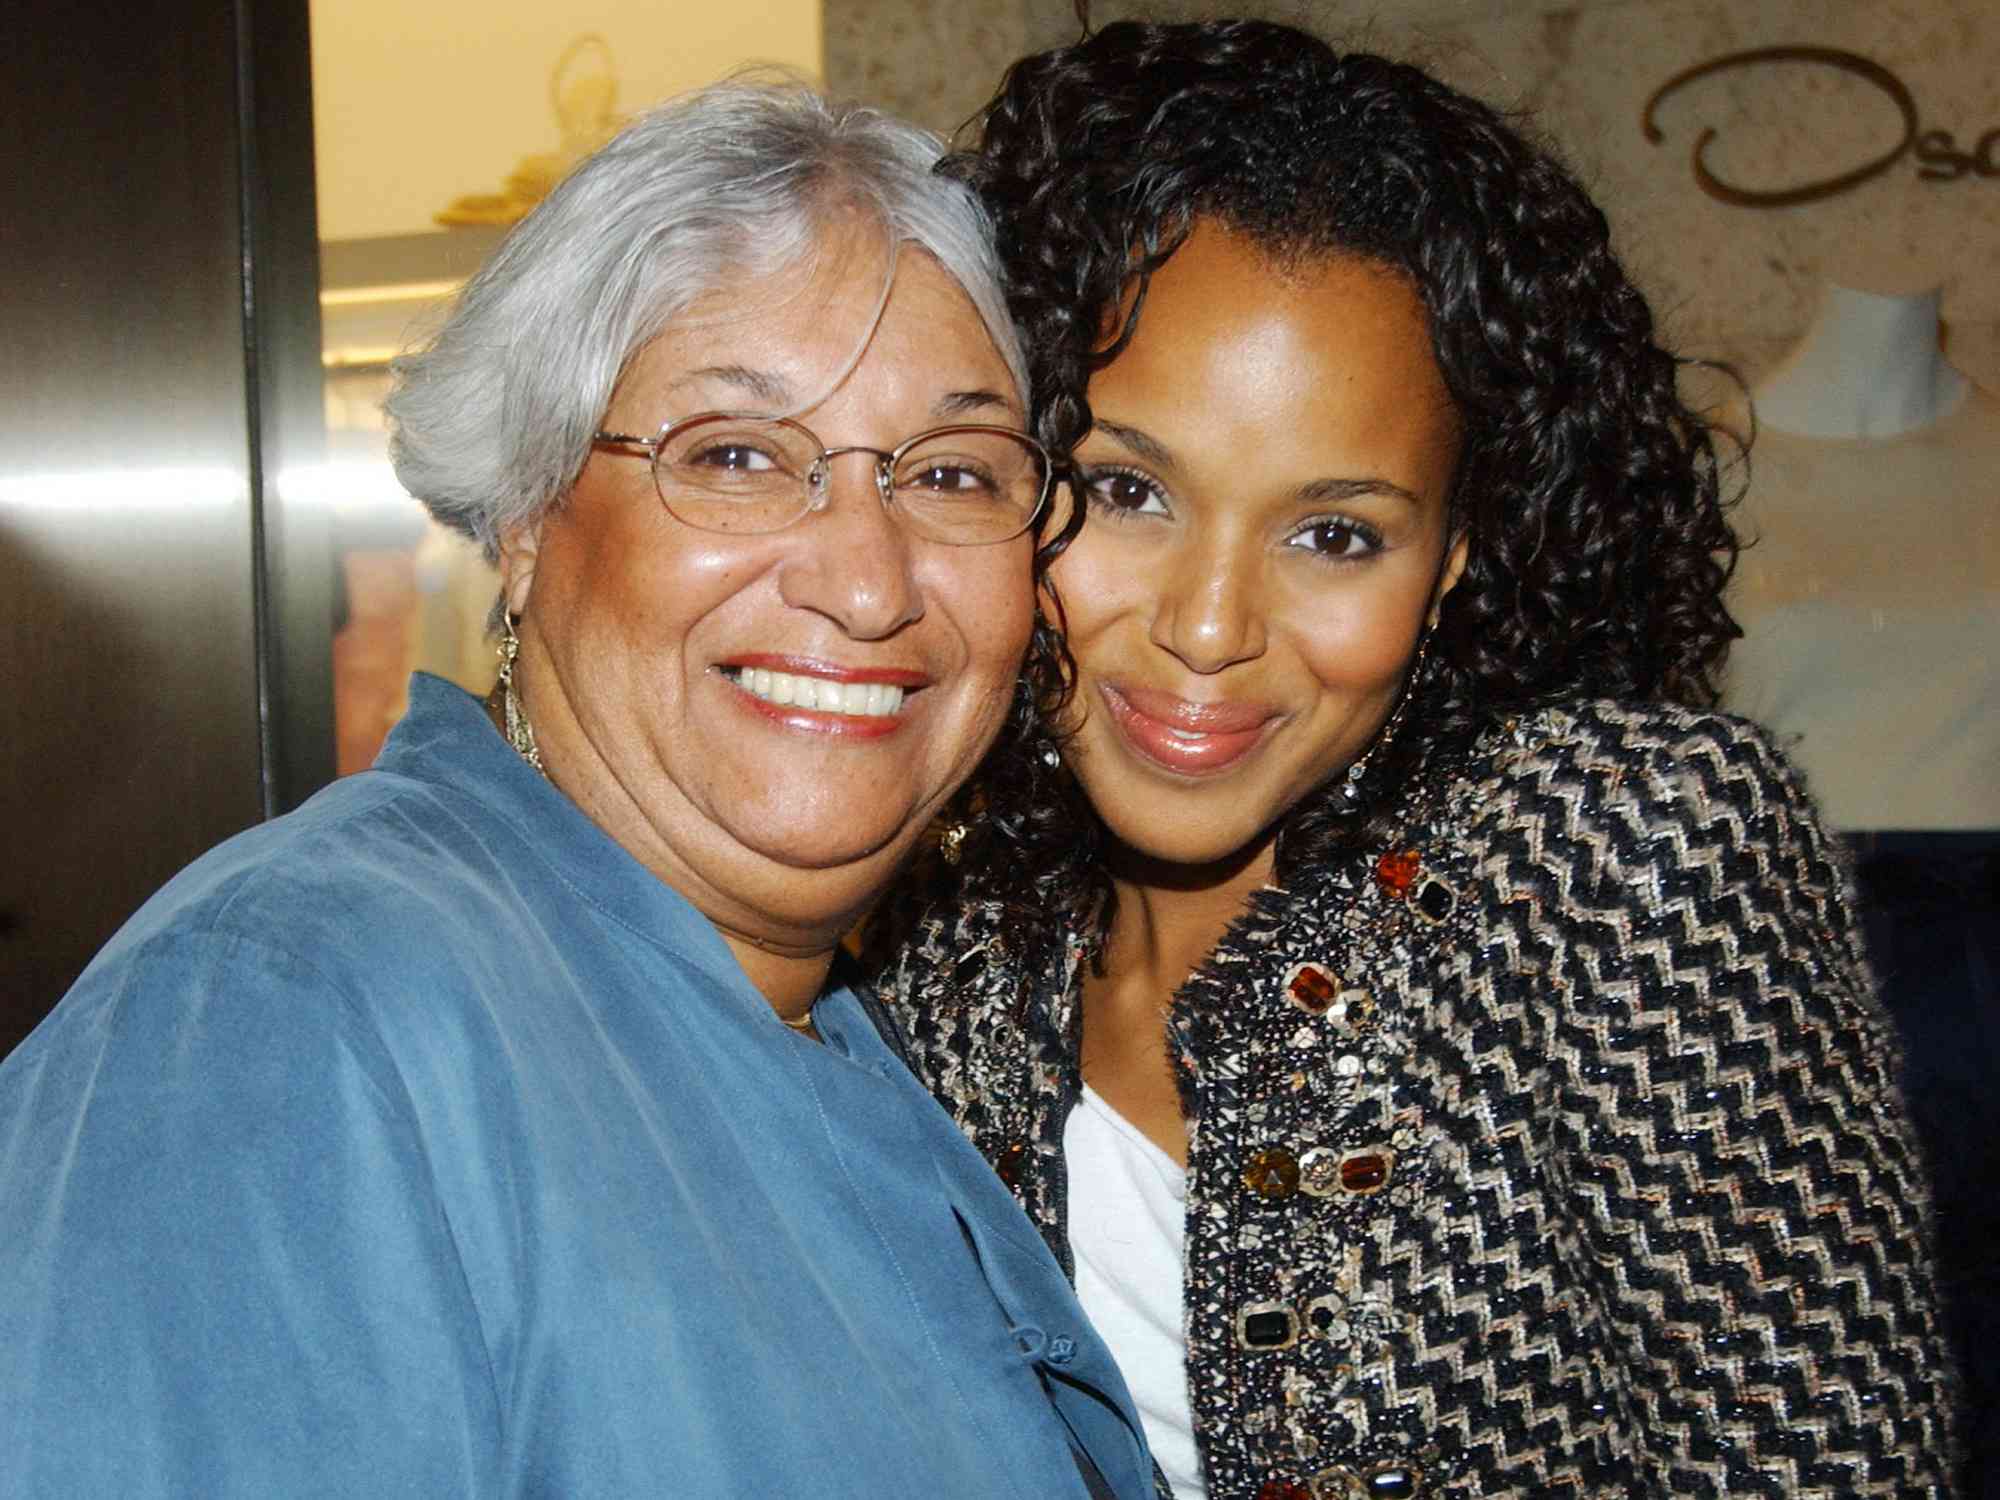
[
  {"left": 1723, "top": 282, "right": 2000, "bottom": 830},
  {"left": 1067, "top": 1085, "right": 1206, "bottom": 1499},
  {"left": 1752, "top": 284, "right": 1969, "bottom": 441}
]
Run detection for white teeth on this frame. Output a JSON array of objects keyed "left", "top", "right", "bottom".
[
  {"left": 1167, "top": 727, "right": 1209, "bottom": 741},
  {"left": 731, "top": 667, "right": 906, "bottom": 717}
]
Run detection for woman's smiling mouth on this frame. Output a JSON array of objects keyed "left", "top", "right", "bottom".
[
  {"left": 729, "top": 666, "right": 907, "bottom": 717},
  {"left": 1097, "top": 682, "right": 1277, "bottom": 775},
  {"left": 719, "top": 656, "right": 927, "bottom": 735}
]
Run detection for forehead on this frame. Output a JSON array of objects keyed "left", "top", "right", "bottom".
[
  {"left": 1096, "top": 223, "right": 1456, "bottom": 484},
  {"left": 618, "top": 234, "right": 1019, "bottom": 423}
]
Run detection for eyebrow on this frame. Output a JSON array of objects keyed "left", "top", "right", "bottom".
[
  {"left": 1094, "top": 419, "right": 1176, "bottom": 471},
  {"left": 1296, "top": 476, "right": 1427, "bottom": 509},
  {"left": 673, "top": 369, "right": 1018, "bottom": 424},
  {"left": 1094, "top": 418, "right": 1426, "bottom": 508},
  {"left": 675, "top": 364, "right": 794, "bottom": 408},
  {"left": 933, "top": 389, "right": 1019, "bottom": 420}
]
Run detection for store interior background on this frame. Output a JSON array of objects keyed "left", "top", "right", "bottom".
[{"left": 7, "top": 0, "right": 1995, "bottom": 1038}]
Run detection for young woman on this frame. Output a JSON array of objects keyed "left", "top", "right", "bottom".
[{"left": 875, "top": 20, "right": 1957, "bottom": 1498}]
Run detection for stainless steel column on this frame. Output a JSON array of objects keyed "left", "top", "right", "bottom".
[{"left": 0, "top": 0, "right": 330, "bottom": 1052}]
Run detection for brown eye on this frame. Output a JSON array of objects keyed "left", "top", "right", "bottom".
[
  {"left": 1079, "top": 467, "right": 1168, "bottom": 516},
  {"left": 899, "top": 460, "right": 997, "bottom": 495},
  {"left": 686, "top": 442, "right": 779, "bottom": 474},
  {"left": 1290, "top": 519, "right": 1382, "bottom": 559}
]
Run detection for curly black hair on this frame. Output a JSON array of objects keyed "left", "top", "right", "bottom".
[{"left": 888, "top": 15, "right": 1740, "bottom": 939}]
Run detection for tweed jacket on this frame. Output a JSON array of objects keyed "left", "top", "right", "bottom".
[{"left": 878, "top": 700, "right": 1958, "bottom": 1499}]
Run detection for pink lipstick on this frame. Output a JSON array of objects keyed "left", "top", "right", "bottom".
[{"left": 1097, "top": 682, "right": 1276, "bottom": 775}]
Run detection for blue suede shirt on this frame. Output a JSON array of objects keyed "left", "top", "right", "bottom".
[{"left": 0, "top": 674, "right": 1152, "bottom": 1499}]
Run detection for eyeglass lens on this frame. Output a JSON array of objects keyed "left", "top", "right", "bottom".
[{"left": 651, "top": 415, "right": 1046, "bottom": 543}]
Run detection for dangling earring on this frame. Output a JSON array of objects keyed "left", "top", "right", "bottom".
[
  {"left": 939, "top": 820, "right": 972, "bottom": 867},
  {"left": 497, "top": 613, "right": 546, "bottom": 776},
  {"left": 1339, "top": 632, "right": 1431, "bottom": 810}
]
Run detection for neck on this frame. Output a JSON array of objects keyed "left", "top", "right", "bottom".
[
  {"left": 1755, "top": 283, "right": 1969, "bottom": 440},
  {"left": 489, "top": 663, "right": 850, "bottom": 1029},
  {"left": 1100, "top": 837, "right": 1278, "bottom": 997},
  {"left": 722, "top": 935, "right": 838, "bottom": 1024}
]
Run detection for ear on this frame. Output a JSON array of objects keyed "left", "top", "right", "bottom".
[
  {"left": 1429, "top": 530, "right": 1471, "bottom": 628},
  {"left": 495, "top": 516, "right": 545, "bottom": 620}
]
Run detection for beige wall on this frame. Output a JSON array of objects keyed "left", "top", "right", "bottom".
[
  {"left": 312, "top": 0, "right": 824, "bottom": 242},
  {"left": 825, "top": 0, "right": 2000, "bottom": 386}
]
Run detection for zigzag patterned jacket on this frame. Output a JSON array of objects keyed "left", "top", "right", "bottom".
[{"left": 877, "top": 701, "right": 1957, "bottom": 1499}]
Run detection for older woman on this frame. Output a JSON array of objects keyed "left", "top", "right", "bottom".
[
  {"left": 875, "top": 19, "right": 1958, "bottom": 1499},
  {"left": 0, "top": 84, "right": 1151, "bottom": 1499}
]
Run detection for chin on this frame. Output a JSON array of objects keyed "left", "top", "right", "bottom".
[
  {"left": 1104, "top": 811, "right": 1274, "bottom": 873},
  {"left": 738, "top": 812, "right": 923, "bottom": 876}
]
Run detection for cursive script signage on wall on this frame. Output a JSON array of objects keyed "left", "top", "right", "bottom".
[{"left": 1643, "top": 46, "right": 1998, "bottom": 207}]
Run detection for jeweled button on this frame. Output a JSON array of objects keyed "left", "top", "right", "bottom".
[
  {"left": 1297, "top": 1146, "right": 1342, "bottom": 1197},
  {"left": 1243, "top": 1146, "right": 1302, "bottom": 1199},
  {"left": 1304, "top": 1292, "right": 1349, "bottom": 1339},
  {"left": 1411, "top": 876, "right": 1456, "bottom": 924},
  {"left": 994, "top": 1141, "right": 1026, "bottom": 1189},
  {"left": 1285, "top": 961, "right": 1340, "bottom": 1014},
  {"left": 1237, "top": 1301, "right": 1300, "bottom": 1350},
  {"left": 1374, "top": 848, "right": 1421, "bottom": 896},
  {"left": 1339, "top": 1150, "right": 1393, "bottom": 1194},
  {"left": 1367, "top": 1462, "right": 1421, "bottom": 1497}
]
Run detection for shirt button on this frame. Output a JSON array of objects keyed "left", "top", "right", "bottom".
[{"left": 1046, "top": 1334, "right": 1076, "bottom": 1366}]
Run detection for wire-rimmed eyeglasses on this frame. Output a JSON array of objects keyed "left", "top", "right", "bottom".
[{"left": 590, "top": 412, "right": 1054, "bottom": 546}]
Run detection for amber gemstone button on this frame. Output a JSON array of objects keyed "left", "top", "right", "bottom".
[
  {"left": 1339, "top": 1151, "right": 1392, "bottom": 1194},
  {"left": 1257, "top": 1480, "right": 1311, "bottom": 1500},
  {"left": 994, "top": 1141, "right": 1026, "bottom": 1189},
  {"left": 1374, "top": 847, "right": 1421, "bottom": 897},
  {"left": 1243, "top": 1147, "right": 1302, "bottom": 1199},
  {"left": 1286, "top": 961, "right": 1340, "bottom": 1014}
]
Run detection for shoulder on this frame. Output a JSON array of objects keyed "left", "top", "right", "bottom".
[
  {"left": 1465, "top": 698, "right": 1843, "bottom": 884},
  {"left": 131, "top": 768, "right": 516, "bottom": 965},
  {"left": 24, "top": 766, "right": 540, "bottom": 1071},
  {"left": 1451, "top": 697, "right": 1874, "bottom": 1016},
  {"left": 1474, "top": 698, "right": 1812, "bottom": 811}
]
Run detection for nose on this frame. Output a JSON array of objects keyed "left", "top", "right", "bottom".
[
  {"left": 1150, "top": 533, "right": 1266, "bottom": 674},
  {"left": 778, "top": 451, "right": 925, "bottom": 640}
]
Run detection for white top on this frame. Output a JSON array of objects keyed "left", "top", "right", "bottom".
[{"left": 1067, "top": 1085, "right": 1206, "bottom": 1499}]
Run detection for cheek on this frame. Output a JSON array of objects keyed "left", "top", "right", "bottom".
[
  {"left": 944, "top": 548, "right": 1037, "bottom": 680},
  {"left": 1045, "top": 534, "right": 1130, "bottom": 646},
  {"left": 1289, "top": 588, "right": 1429, "bottom": 692}
]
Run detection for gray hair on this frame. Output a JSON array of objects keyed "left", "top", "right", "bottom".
[{"left": 386, "top": 79, "right": 1025, "bottom": 558}]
